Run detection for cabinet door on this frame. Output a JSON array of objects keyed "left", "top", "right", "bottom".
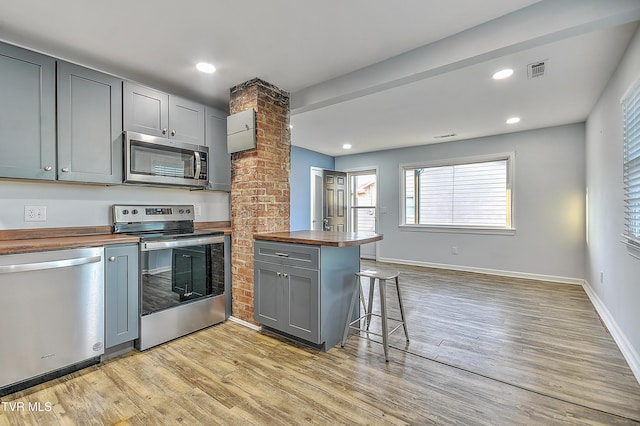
[
  {"left": 57, "top": 61, "right": 123, "bottom": 184},
  {"left": 123, "top": 81, "right": 168, "bottom": 137},
  {"left": 169, "top": 96, "right": 205, "bottom": 144},
  {"left": 283, "top": 266, "right": 320, "bottom": 343},
  {"left": 205, "top": 106, "right": 231, "bottom": 191},
  {"left": 105, "top": 245, "right": 139, "bottom": 348},
  {"left": 254, "top": 260, "right": 282, "bottom": 328},
  {"left": 0, "top": 43, "right": 56, "bottom": 180}
]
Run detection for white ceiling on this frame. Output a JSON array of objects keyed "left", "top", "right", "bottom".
[{"left": 1, "top": 0, "right": 640, "bottom": 156}]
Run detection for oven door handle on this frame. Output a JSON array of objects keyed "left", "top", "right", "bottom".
[{"left": 141, "top": 235, "right": 225, "bottom": 251}]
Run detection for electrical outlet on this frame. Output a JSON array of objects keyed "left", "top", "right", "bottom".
[
  {"left": 24, "top": 205, "right": 47, "bottom": 222},
  {"left": 451, "top": 246, "right": 458, "bottom": 255}
]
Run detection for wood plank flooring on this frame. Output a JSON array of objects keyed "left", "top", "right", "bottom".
[{"left": 1, "top": 262, "right": 639, "bottom": 425}]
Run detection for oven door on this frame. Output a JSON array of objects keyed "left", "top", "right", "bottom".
[
  {"left": 139, "top": 235, "right": 224, "bottom": 316},
  {"left": 124, "top": 131, "right": 208, "bottom": 188}
]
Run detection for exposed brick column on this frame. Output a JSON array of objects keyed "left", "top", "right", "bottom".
[{"left": 229, "top": 78, "right": 290, "bottom": 323}]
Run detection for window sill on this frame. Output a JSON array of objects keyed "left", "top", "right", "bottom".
[
  {"left": 621, "top": 235, "right": 640, "bottom": 260},
  {"left": 399, "top": 225, "right": 516, "bottom": 236}
]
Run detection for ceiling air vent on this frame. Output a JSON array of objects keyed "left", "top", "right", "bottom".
[
  {"left": 527, "top": 60, "right": 547, "bottom": 79},
  {"left": 433, "top": 133, "right": 456, "bottom": 139}
]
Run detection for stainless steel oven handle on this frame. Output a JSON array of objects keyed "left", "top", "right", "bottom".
[{"left": 141, "top": 235, "right": 225, "bottom": 251}]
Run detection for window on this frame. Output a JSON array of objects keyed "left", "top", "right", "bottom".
[
  {"left": 401, "top": 154, "right": 513, "bottom": 231},
  {"left": 622, "top": 80, "right": 640, "bottom": 247}
]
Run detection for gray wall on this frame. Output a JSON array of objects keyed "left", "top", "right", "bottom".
[
  {"left": 586, "top": 26, "right": 640, "bottom": 375},
  {"left": 336, "top": 123, "right": 586, "bottom": 283}
]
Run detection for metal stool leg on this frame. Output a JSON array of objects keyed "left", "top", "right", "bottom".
[
  {"left": 379, "top": 278, "right": 389, "bottom": 362},
  {"left": 365, "top": 276, "right": 375, "bottom": 330},
  {"left": 341, "top": 274, "right": 360, "bottom": 347},
  {"left": 395, "top": 275, "right": 409, "bottom": 341}
]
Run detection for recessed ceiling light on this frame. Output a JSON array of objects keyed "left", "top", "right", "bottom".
[
  {"left": 196, "top": 62, "right": 216, "bottom": 74},
  {"left": 506, "top": 117, "right": 521, "bottom": 124},
  {"left": 342, "top": 143, "right": 352, "bottom": 150},
  {"left": 493, "top": 68, "right": 514, "bottom": 80}
]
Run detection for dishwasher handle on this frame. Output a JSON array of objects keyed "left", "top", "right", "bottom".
[{"left": 0, "top": 255, "right": 102, "bottom": 274}]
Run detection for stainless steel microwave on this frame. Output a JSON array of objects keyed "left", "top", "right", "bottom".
[{"left": 124, "top": 131, "right": 208, "bottom": 188}]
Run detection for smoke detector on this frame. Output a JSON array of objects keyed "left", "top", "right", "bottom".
[{"left": 527, "top": 60, "right": 547, "bottom": 79}]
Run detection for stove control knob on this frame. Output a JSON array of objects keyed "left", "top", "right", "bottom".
[
  {"left": 131, "top": 209, "right": 139, "bottom": 215},
  {"left": 186, "top": 209, "right": 191, "bottom": 214},
  {"left": 122, "top": 209, "right": 129, "bottom": 215},
  {"left": 178, "top": 209, "right": 185, "bottom": 214}
]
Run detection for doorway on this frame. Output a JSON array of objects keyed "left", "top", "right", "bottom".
[
  {"left": 310, "top": 167, "right": 378, "bottom": 258},
  {"left": 347, "top": 169, "right": 377, "bottom": 259}
]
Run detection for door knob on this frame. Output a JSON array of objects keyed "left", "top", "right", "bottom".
[
  {"left": 108, "top": 256, "right": 116, "bottom": 262},
  {"left": 162, "top": 128, "right": 168, "bottom": 135}
]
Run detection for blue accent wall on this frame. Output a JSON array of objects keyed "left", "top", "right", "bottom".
[{"left": 290, "top": 146, "right": 335, "bottom": 231}]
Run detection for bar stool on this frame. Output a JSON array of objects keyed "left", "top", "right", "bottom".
[{"left": 341, "top": 268, "right": 409, "bottom": 362}]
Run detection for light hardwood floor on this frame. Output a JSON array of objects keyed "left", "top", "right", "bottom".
[{"left": 1, "top": 262, "right": 639, "bottom": 425}]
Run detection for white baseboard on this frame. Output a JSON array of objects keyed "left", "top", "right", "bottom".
[
  {"left": 582, "top": 280, "right": 640, "bottom": 384},
  {"left": 228, "top": 316, "right": 262, "bottom": 331},
  {"left": 376, "top": 257, "right": 584, "bottom": 285}
]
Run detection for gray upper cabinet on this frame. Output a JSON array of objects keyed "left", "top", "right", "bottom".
[
  {"left": 124, "top": 81, "right": 205, "bottom": 145},
  {"left": 57, "top": 61, "right": 123, "bottom": 184},
  {"left": 123, "top": 82, "right": 168, "bottom": 138},
  {"left": 170, "top": 96, "right": 205, "bottom": 144},
  {"left": 205, "top": 106, "right": 231, "bottom": 191},
  {"left": 0, "top": 43, "right": 56, "bottom": 180}
]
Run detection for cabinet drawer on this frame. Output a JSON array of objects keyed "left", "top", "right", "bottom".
[{"left": 254, "top": 241, "right": 319, "bottom": 270}]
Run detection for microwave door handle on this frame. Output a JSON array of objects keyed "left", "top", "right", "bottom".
[{"left": 194, "top": 151, "right": 202, "bottom": 180}]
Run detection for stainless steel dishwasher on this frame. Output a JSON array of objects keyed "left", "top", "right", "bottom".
[{"left": 0, "top": 247, "right": 105, "bottom": 391}]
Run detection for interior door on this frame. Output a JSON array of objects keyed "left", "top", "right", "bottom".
[{"left": 323, "top": 170, "right": 347, "bottom": 232}]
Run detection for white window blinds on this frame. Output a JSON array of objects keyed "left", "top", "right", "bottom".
[
  {"left": 403, "top": 156, "right": 511, "bottom": 229},
  {"left": 623, "top": 80, "right": 640, "bottom": 245}
]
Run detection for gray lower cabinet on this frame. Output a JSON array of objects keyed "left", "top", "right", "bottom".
[
  {"left": 254, "top": 260, "right": 320, "bottom": 343},
  {"left": 105, "top": 244, "right": 139, "bottom": 348},
  {"left": 205, "top": 106, "right": 231, "bottom": 191},
  {"left": 254, "top": 241, "right": 359, "bottom": 350},
  {"left": 123, "top": 81, "right": 205, "bottom": 145},
  {"left": 0, "top": 42, "right": 56, "bottom": 180},
  {"left": 57, "top": 61, "right": 123, "bottom": 184}
]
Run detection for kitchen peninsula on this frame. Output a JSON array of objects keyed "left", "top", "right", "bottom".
[{"left": 253, "top": 230, "right": 382, "bottom": 350}]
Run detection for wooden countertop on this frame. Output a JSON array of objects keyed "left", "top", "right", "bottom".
[
  {"left": 0, "top": 234, "right": 140, "bottom": 255},
  {"left": 0, "top": 221, "right": 232, "bottom": 255},
  {"left": 254, "top": 230, "right": 382, "bottom": 247}
]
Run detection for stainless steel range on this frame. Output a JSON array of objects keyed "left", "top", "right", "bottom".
[{"left": 113, "top": 204, "right": 227, "bottom": 350}]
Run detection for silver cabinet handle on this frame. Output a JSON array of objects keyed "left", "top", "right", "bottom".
[
  {"left": 283, "top": 273, "right": 288, "bottom": 278},
  {"left": 275, "top": 252, "right": 289, "bottom": 257},
  {"left": 44, "top": 166, "right": 52, "bottom": 171},
  {"left": 276, "top": 272, "right": 281, "bottom": 277},
  {"left": 162, "top": 128, "right": 168, "bottom": 135},
  {"left": 0, "top": 255, "right": 102, "bottom": 274},
  {"left": 108, "top": 256, "right": 116, "bottom": 262},
  {"left": 61, "top": 167, "right": 69, "bottom": 173},
  {"left": 171, "top": 129, "right": 176, "bottom": 136}
]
